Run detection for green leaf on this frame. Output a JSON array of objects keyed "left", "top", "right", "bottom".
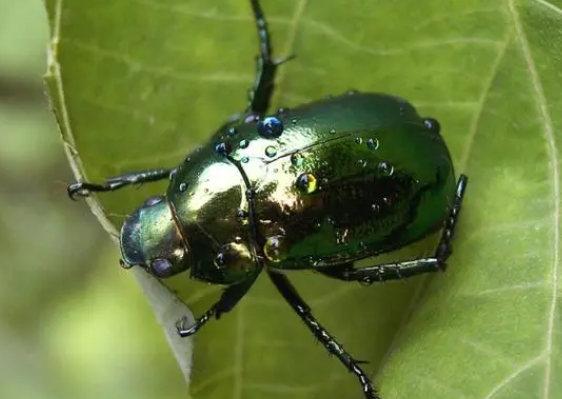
[{"left": 43, "top": 0, "right": 562, "bottom": 398}]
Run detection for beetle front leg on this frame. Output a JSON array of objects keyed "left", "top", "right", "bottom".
[
  {"left": 176, "top": 274, "right": 258, "bottom": 337},
  {"left": 68, "top": 168, "right": 175, "bottom": 200},
  {"left": 246, "top": 0, "right": 294, "bottom": 116}
]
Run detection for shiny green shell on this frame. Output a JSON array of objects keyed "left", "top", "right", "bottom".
[{"left": 167, "top": 92, "right": 456, "bottom": 284}]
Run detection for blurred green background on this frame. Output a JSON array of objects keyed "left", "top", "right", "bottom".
[{"left": 0, "top": 2, "right": 187, "bottom": 398}]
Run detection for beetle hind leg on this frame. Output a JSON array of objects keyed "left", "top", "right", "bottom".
[
  {"left": 317, "top": 174, "right": 469, "bottom": 284},
  {"left": 434, "top": 174, "right": 468, "bottom": 263},
  {"left": 268, "top": 270, "right": 381, "bottom": 399}
]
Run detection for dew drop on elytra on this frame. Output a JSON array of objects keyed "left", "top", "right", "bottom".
[
  {"left": 263, "top": 235, "right": 287, "bottom": 263},
  {"left": 291, "top": 152, "right": 304, "bottom": 166},
  {"left": 265, "top": 145, "right": 278, "bottom": 157},
  {"left": 258, "top": 116, "right": 284, "bottom": 138},
  {"left": 236, "top": 209, "right": 248, "bottom": 219},
  {"left": 367, "top": 138, "right": 379, "bottom": 150},
  {"left": 296, "top": 173, "right": 318, "bottom": 194},
  {"left": 215, "top": 141, "right": 231, "bottom": 156},
  {"left": 378, "top": 161, "right": 394, "bottom": 176}
]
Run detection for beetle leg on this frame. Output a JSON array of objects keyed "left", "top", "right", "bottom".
[
  {"left": 176, "top": 274, "right": 259, "bottom": 337},
  {"left": 246, "top": 0, "right": 294, "bottom": 116},
  {"left": 317, "top": 258, "right": 442, "bottom": 284},
  {"left": 67, "top": 168, "right": 175, "bottom": 200},
  {"left": 434, "top": 174, "right": 468, "bottom": 262},
  {"left": 317, "top": 175, "right": 469, "bottom": 284},
  {"left": 268, "top": 270, "right": 380, "bottom": 399}
]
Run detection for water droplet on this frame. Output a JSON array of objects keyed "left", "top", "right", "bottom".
[
  {"left": 179, "top": 182, "right": 188, "bottom": 192},
  {"left": 329, "top": 128, "right": 336, "bottom": 134},
  {"left": 236, "top": 209, "right": 248, "bottom": 219},
  {"left": 239, "top": 139, "right": 249, "bottom": 149},
  {"left": 424, "top": 118, "right": 440, "bottom": 133},
  {"left": 371, "top": 203, "right": 380, "bottom": 212},
  {"left": 291, "top": 118, "right": 298, "bottom": 124},
  {"left": 321, "top": 177, "right": 329, "bottom": 184},
  {"left": 355, "top": 137, "right": 363, "bottom": 144},
  {"left": 143, "top": 195, "right": 164, "bottom": 206},
  {"left": 241, "top": 156, "right": 249, "bottom": 163},
  {"left": 215, "top": 141, "right": 231, "bottom": 156},
  {"left": 291, "top": 152, "right": 305, "bottom": 166},
  {"left": 227, "top": 127, "right": 237, "bottom": 136},
  {"left": 296, "top": 173, "right": 318, "bottom": 194},
  {"left": 367, "top": 138, "right": 379, "bottom": 149},
  {"left": 347, "top": 89, "right": 358, "bottom": 95},
  {"left": 214, "top": 251, "right": 227, "bottom": 267},
  {"left": 378, "top": 161, "right": 394, "bottom": 176},
  {"left": 314, "top": 221, "right": 322, "bottom": 229},
  {"left": 263, "top": 235, "right": 288, "bottom": 263},
  {"left": 265, "top": 145, "right": 278, "bottom": 157},
  {"left": 244, "top": 114, "right": 259, "bottom": 123},
  {"left": 258, "top": 116, "right": 284, "bottom": 138},
  {"left": 277, "top": 107, "right": 288, "bottom": 115}
]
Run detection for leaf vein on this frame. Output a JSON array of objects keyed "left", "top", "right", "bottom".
[
  {"left": 481, "top": 355, "right": 544, "bottom": 399},
  {"left": 459, "top": 31, "right": 511, "bottom": 169},
  {"left": 533, "top": 0, "right": 562, "bottom": 16},
  {"left": 508, "top": 2, "right": 560, "bottom": 399}
]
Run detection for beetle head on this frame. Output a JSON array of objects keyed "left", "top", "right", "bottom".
[{"left": 119, "top": 195, "right": 191, "bottom": 278}]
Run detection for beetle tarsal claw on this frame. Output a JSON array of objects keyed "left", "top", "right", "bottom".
[
  {"left": 175, "top": 316, "right": 188, "bottom": 332},
  {"left": 67, "top": 183, "right": 88, "bottom": 200},
  {"left": 273, "top": 54, "right": 296, "bottom": 66}
]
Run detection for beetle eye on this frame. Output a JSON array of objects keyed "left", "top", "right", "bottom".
[{"left": 150, "top": 258, "right": 174, "bottom": 278}]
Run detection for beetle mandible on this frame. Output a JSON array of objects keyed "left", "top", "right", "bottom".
[{"left": 68, "top": 1, "right": 468, "bottom": 398}]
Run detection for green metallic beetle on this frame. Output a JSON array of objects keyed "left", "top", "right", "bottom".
[{"left": 68, "top": 1, "right": 468, "bottom": 398}]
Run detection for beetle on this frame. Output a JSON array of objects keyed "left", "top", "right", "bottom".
[{"left": 68, "top": 0, "right": 468, "bottom": 398}]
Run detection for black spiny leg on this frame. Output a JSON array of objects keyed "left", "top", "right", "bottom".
[
  {"left": 318, "top": 175, "right": 468, "bottom": 284},
  {"left": 247, "top": 0, "right": 293, "bottom": 116},
  {"left": 176, "top": 273, "right": 260, "bottom": 337},
  {"left": 68, "top": 168, "right": 175, "bottom": 200},
  {"left": 268, "top": 270, "right": 380, "bottom": 399}
]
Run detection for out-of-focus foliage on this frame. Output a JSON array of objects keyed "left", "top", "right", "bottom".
[{"left": 0, "top": 2, "right": 187, "bottom": 398}]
